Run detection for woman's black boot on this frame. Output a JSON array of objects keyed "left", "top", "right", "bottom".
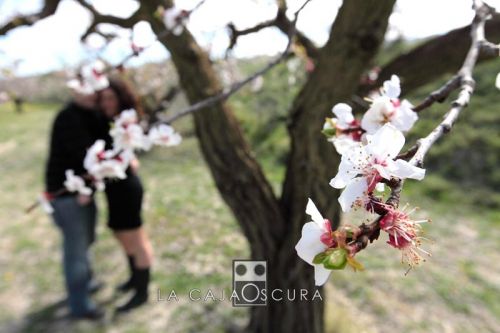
[
  {"left": 116, "top": 267, "right": 149, "bottom": 312},
  {"left": 116, "top": 255, "right": 135, "bottom": 293}
]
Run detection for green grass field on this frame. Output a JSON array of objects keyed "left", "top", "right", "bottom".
[{"left": 0, "top": 102, "right": 498, "bottom": 333}]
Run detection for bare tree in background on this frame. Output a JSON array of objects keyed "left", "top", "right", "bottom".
[{"left": 2, "top": 1, "right": 500, "bottom": 332}]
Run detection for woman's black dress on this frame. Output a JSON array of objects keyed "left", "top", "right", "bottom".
[{"left": 100, "top": 116, "right": 144, "bottom": 231}]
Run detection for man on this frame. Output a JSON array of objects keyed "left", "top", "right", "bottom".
[{"left": 45, "top": 88, "right": 104, "bottom": 319}]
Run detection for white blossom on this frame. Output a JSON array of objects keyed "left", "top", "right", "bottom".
[
  {"left": 87, "top": 159, "right": 127, "bottom": 181},
  {"left": 84, "top": 140, "right": 127, "bottom": 181},
  {"left": 323, "top": 103, "right": 362, "bottom": 155},
  {"left": 84, "top": 140, "right": 106, "bottom": 172},
  {"left": 84, "top": 34, "right": 106, "bottom": 51},
  {"left": 114, "top": 109, "right": 139, "bottom": 128},
  {"left": 64, "top": 170, "right": 92, "bottom": 195},
  {"left": 148, "top": 124, "right": 182, "bottom": 147},
  {"left": 132, "top": 21, "right": 156, "bottom": 50},
  {"left": 81, "top": 60, "right": 109, "bottom": 92},
  {"left": 295, "top": 199, "right": 333, "bottom": 286},
  {"left": 496, "top": 72, "right": 500, "bottom": 90},
  {"left": 361, "top": 75, "right": 418, "bottom": 134},
  {"left": 66, "top": 79, "right": 94, "bottom": 95},
  {"left": 38, "top": 193, "right": 54, "bottom": 214},
  {"left": 110, "top": 123, "right": 150, "bottom": 151},
  {"left": 110, "top": 109, "right": 151, "bottom": 151},
  {"left": 330, "top": 124, "right": 425, "bottom": 212},
  {"left": 163, "top": 7, "right": 185, "bottom": 36}
]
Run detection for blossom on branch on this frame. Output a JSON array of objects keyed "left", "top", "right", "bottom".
[
  {"left": 110, "top": 123, "right": 149, "bottom": 151},
  {"left": 66, "top": 60, "right": 109, "bottom": 95},
  {"left": 84, "top": 140, "right": 128, "bottom": 181},
  {"left": 63, "top": 170, "right": 92, "bottom": 195},
  {"left": 361, "top": 75, "right": 418, "bottom": 134},
  {"left": 163, "top": 6, "right": 187, "bottom": 36},
  {"left": 38, "top": 192, "right": 54, "bottom": 214},
  {"left": 330, "top": 124, "right": 425, "bottom": 212},
  {"left": 295, "top": 199, "right": 336, "bottom": 286},
  {"left": 132, "top": 21, "right": 156, "bottom": 53},
  {"left": 148, "top": 124, "right": 182, "bottom": 147},
  {"left": 81, "top": 60, "right": 109, "bottom": 92},
  {"left": 322, "top": 103, "right": 363, "bottom": 155},
  {"left": 295, "top": 199, "right": 364, "bottom": 286},
  {"left": 379, "top": 204, "right": 431, "bottom": 268}
]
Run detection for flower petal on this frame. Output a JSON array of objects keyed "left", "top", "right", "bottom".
[
  {"left": 391, "top": 100, "right": 418, "bottom": 132},
  {"left": 383, "top": 75, "right": 401, "bottom": 99},
  {"left": 331, "top": 135, "right": 358, "bottom": 155},
  {"left": 366, "top": 123, "right": 405, "bottom": 159},
  {"left": 391, "top": 159, "right": 426, "bottom": 180},
  {"left": 330, "top": 145, "right": 366, "bottom": 188},
  {"left": 338, "top": 177, "right": 368, "bottom": 212},
  {"left": 314, "top": 265, "right": 332, "bottom": 286},
  {"left": 332, "top": 103, "right": 354, "bottom": 128},
  {"left": 295, "top": 222, "right": 327, "bottom": 264},
  {"left": 361, "top": 100, "right": 386, "bottom": 134},
  {"left": 306, "top": 198, "right": 325, "bottom": 228}
]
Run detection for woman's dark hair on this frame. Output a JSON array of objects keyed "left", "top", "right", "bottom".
[{"left": 99, "top": 77, "right": 144, "bottom": 117}]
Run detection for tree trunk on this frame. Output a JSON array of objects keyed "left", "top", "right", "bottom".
[{"left": 143, "top": 1, "right": 395, "bottom": 332}]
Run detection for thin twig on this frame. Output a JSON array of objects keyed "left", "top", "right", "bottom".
[{"left": 157, "top": 0, "right": 313, "bottom": 125}]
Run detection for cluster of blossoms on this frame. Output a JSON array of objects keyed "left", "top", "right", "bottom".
[
  {"left": 131, "top": 21, "right": 157, "bottom": 54},
  {"left": 61, "top": 60, "right": 182, "bottom": 198},
  {"left": 66, "top": 60, "right": 109, "bottom": 95},
  {"left": 297, "top": 75, "right": 430, "bottom": 286},
  {"left": 162, "top": 6, "right": 189, "bottom": 36},
  {"left": 322, "top": 75, "right": 417, "bottom": 154},
  {"left": 65, "top": 109, "right": 182, "bottom": 194}
]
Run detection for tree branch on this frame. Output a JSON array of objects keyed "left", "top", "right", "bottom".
[
  {"left": 155, "top": 0, "right": 311, "bottom": 125},
  {"left": 0, "top": 0, "right": 62, "bottom": 36},
  {"left": 358, "top": 14, "right": 500, "bottom": 97},
  {"left": 226, "top": 0, "right": 318, "bottom": 59},
  {"left": 75, "top": 0, "right": 143, "bottom": 41}
]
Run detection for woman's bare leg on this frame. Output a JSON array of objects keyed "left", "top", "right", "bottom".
[{"left": 113, "top": 227, "right": 153, "bottom": 268}]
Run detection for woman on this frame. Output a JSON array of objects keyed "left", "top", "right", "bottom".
[{"left": 97, "top": 78, "right": 153, "bottom": 312}]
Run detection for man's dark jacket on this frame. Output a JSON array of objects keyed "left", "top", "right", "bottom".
[{"left": 45, "top": 102, "right": 103, "bottom": 193}]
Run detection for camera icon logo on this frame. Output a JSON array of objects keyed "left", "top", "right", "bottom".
[{"left": 232, "top": 260, "right": 267, "bottom": 307}]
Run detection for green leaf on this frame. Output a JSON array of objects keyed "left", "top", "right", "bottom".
[
  {"left": 312, "top": 252, "right": 327, "bottom": 265},
  {"left": 323, "top": 248, "right": 348, "bottom": 270},
  {"left": 321, "top": 128, "right": 336, "bottom": 138}
]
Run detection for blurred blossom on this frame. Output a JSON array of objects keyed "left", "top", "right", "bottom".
[
  {"left": 63, "top": 170, "right": 92, "bottom": 195},
  {"left": 132, "top": 21, "right": 156, "bottom": 50},
  {"left": 361, "top": 75, "right": 418, "bottom": 134}
]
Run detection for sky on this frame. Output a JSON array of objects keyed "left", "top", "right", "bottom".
[{"left": 0, "top": 0, "right": 497, "bottom": 77}]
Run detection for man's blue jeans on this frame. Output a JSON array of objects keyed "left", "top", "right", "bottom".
[{"left": 51, "top": 196, "right": 97, "bottom": 315}]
